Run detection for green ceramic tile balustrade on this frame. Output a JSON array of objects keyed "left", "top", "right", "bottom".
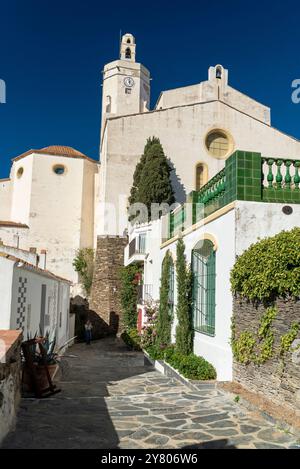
[{"left": 167, "top": 151, "right": 300, "bottom": 240}]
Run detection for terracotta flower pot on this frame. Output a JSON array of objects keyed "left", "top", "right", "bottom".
[{"left": 22, "top": 363, "right": 58, "bottom": 393}]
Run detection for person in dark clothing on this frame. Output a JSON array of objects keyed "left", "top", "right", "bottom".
[{"left": 84, "top": 319, "right": 93, "bottom": 345}]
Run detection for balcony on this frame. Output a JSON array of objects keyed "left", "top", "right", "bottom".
[
  {"left": 124, "top": 233, "right": 147, "bottom": 266},
  {"left": 165, "top": 150, "right": 300, "bottom": 241}
]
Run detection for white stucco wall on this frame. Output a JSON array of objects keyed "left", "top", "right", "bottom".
[
  {"left": 10, "top": 265, "right": 70, "bottom": 349},
  {"left": 0, "top": 153, "right": 98, "bottom": 286},
  {"left": 235, "top": 201, "right": 300, "bottom": 255},
  {"left": 10, "top": 156, "right": 33, "bottom": 225},
  {"left": 0, "top": 179, "right": 12, "bottom": 220},
  {"left": 0, "top": 257, "right": 14, "bottom": 329}
]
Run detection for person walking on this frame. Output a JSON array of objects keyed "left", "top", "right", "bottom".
[{"left": 84, "top": 319, "right": 93, "bottom": 345}]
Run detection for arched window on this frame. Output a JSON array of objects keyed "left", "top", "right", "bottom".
[
  {"left": 192, "top": 239, "right": 216, "bottom": 335},
  {"left": 195, "top": 163, "right": 207, "bottom": 190},
  {"left": 125, "top": 48, "right": 131, "bottom": 59},
  {"left": 127, "top": 38, "right": 131, "bottom": 44}
]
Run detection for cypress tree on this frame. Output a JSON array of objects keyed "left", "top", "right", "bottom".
[
  {"left": 157, "top": 251, "right": 172, "bottom": 347},
  {"left": 129, "top": 137, "right": 175, "bottom": 220},
  {"left": 175, "top": 237, "right": 193, "bottom": 355},
  {"left": 129, "top": 137, "right": 161, "bottom": 206}
]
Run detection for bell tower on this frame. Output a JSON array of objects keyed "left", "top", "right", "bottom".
[{"left": 100, "top": 33, "right": 151, "bottom": 137}]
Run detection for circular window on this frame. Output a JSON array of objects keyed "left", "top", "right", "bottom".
[
  {"left": 17, "top": 167, "right": 24, "bottom": 179},
  {"left": 53, "top": 164, "right": 66, "bottom": 175},
  {"left": 205, "top": 130, "right": 233, "bottom": 159}
]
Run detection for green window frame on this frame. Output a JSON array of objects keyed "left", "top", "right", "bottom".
[{"left": 192, "top": 239, "right": 216, "bottom": 336}]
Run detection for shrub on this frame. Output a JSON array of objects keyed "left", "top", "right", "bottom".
[
  {"left": 140, "top": 301, "right": 159, "bottom": 349},
  {"left": 230, "top": 227, "right": 300, "bottom": 301},
  {"left": 146, "top": 343, "right": 170, "bottom": 360},
  {"left": 145, "top": 344, "right": 216, "bottom": 380},
  {"left": 121, "top": 328, "right": 141, "bottom": 351},
  {"left": 167, "top": 351, "right": 217, "bottom": 380}
]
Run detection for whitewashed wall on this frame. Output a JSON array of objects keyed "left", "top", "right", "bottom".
[
  {"left": 0, "top": 179, "right": 12, "bottom": 220},
  {"left": 159, "top": 209, "right": 236, "bottom": 381},
  {"left": 0, "top": 153, "right": 99, "bottom": 288},
  {"left": 7, "top": 264, "right": 71, "bottom": 349},
  {"left": 0, "top": 257, "right": 14, "bottom": 329},
  {"left": 235, "top": 201, "right": 300, "bottom": 255}
]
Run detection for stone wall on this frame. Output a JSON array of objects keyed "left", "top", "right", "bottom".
[
  {"left": 233, "top": 296, "right": 300, "bottom": 414},
  {"left": 89, "top": 236, "right": 127, "bottom": 334},
  {"left": 0, "top": 330, "right": 22, "bottom": 445}
]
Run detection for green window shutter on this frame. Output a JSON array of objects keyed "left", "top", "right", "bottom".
[{"left": 192, "top": 240, "right": 216, "bottom": 336}]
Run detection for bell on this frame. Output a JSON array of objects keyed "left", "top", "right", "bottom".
[{"left": 216, "top": 67, "right": 222, "bottom": 79}]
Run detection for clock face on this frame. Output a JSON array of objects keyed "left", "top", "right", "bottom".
[{"left": 124, "top": 76, "right": 135, "bottom": 88}]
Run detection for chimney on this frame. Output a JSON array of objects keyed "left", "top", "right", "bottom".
[{"left": 39, "top": 249, "right": 47, "bottom": 270}]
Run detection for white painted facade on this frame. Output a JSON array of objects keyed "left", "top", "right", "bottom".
[
  {"left": 0, "top": 147, "right": 99, "bottom": 291},
  {"left": 127, "top": 201, "right": 300, "bottom": 381},
  {"left": 0, "top": 249, "right": 72, "bottom": 349}
]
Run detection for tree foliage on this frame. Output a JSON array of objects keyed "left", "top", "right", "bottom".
[
  {"left": 73, "top": 248, "right": 95, "bottom": 296},
  {"left": 230, "top": 227, "right": 300, "bottom": 301},
  {"left": 129, "top": 136, "right": 175, "bottom": 220},
  {"left": 175, "top": 237, "right": 193, "bottom": 355},
  {"left": 156, "top": 251, "right": 173, "bottom": 347},
  {"left": 119, "top": 264, "right": 141, "bottom": 331}
]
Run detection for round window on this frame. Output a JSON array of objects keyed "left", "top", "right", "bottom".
[
  {"left": 53, "top": 165, "right": 66, "bottom": 175},
  {"left": 205, "top": 130, "right": 232, "bottom": 158},
  {"left": 17, "top": 167, "right": 24, "bottom": 179}
]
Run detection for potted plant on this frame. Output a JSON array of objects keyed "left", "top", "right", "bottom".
[{"left": 22, "top": 331, "right": 59, "bottom": 393}]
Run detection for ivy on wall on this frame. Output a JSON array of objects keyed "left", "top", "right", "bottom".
[
  {"left": 230, "top": 228, "right": 300, "bottom": 366},
  {"left": 231, "top": 307, "right": 277, "bottom": 365}
]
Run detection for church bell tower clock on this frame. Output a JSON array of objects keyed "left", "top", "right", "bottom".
[{"left": 100, "top": 33, "right": 151, "bottom": 137}]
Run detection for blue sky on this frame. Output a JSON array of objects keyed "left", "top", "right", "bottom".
[{"left": 1, "top": 0, "right": 300, "bottom": 178}]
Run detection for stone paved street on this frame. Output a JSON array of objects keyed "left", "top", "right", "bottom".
[{"left": 2, "top": 337, "right": 300, "bottom": 449}]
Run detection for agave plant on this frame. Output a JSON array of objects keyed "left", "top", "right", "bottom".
[{"left": 37, "top": 330, "right": 58, "bottom": 366}]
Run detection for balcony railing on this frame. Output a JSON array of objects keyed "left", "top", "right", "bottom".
[
  {"left": 137, "top": 284, "right": 153, "bottom": 304},
  {"left": 167, "top": 150, "right": 300, "bottom": 240},
  {"left": 129, "top": 233, "right": 147, "bottom": 258}
]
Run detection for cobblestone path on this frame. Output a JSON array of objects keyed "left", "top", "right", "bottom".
[{"left": 2, "top": 337, "right": 300, "bottom": 449}]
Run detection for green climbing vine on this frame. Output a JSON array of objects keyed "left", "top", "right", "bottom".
[
  {"left": 231, "top": 307, "right": 277, "bottom": 365},
  {"left": 280, "top": 322, "right": 300, "bottom": 356},
  {"left": 230, "top": 228, "right": 300, "bottom": 368},
  {"left": 232, "top": 307, "right": 300, "bottom": 365}
]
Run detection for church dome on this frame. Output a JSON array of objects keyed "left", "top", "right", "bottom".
[
  {"left": 39, "top": 145, "right": 87, "bottom": 158},
  {"left": 13, "top": 145, "right": 96, "bottom": 163}
]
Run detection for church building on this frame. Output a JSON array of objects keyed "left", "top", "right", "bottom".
[
  {"left": 90, "top": 33, "right": 300, "bottom": 328},
  {"left": 1, "top": 33, "right": 300, "bottom": 355}
]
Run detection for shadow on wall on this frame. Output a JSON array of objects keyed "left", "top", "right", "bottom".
[
  {"left": 168, "top": 158, "right": 186, "bottom": 204},
  {"left": 71, "top": 296, "right": 119, "bottom": 340}
]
